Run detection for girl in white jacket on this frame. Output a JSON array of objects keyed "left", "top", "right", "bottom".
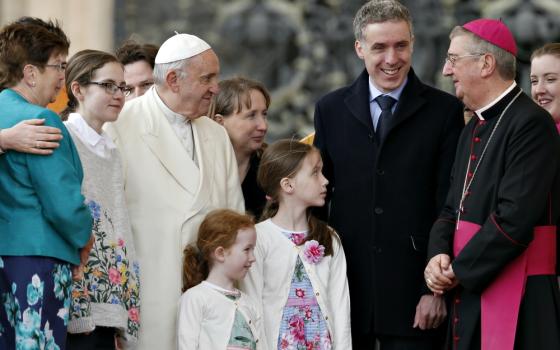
[
  {"left": 241, "top": 140, "right": 352, "bottom": 349},
  {"left": 178, "top": 209, "right": 264, "bottom": 350}
]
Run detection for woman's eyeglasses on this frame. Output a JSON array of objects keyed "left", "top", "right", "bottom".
[{"left": 87, "top": 81, "right": 132, "bottom": 97}]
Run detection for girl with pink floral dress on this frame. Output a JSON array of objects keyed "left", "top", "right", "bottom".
[{"left": 241, "top": 140, "right": 352, "bottom": 349}]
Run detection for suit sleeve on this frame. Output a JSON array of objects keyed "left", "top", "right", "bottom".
[
  {"left": 177, "top": 291, "right": 202, "bottom": 350},
  {"left": 313, "top": 101, "right": 334, "bottom": 222},
  {"left": 328, "top": 233, "right": 352, "bottom": 349},
  {"left": 434, "top": 101, "right": 464, "bottom": 216},
  {"left": 26, "top": 110, "right": 92, "bottom": 250},
  {"left": 452, "top": 115, "right": 559, "bottom": 292}
]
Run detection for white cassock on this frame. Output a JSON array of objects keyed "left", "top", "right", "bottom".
[{"left": 105, "top": 86, "right": 244, "bottom": 350}]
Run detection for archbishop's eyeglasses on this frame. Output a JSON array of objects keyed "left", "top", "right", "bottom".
[
  {"left": 87, "top": 81, "right": 132, "bottom": 97},
  {"left": 445, "top": 53, "right": 485, "bottom": 67}
]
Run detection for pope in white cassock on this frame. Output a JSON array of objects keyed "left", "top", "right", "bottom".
[{"left": 105, "top": 33, "right": 244, "bottom": 350}]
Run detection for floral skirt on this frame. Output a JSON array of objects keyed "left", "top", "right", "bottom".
[
  {"left": 277, "top": 258, "right": 332, "bottom": 350},
  {"left": 0, "top": 256, "right": 72, "bottom": 350}
]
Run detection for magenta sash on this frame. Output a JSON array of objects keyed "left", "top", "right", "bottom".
[{"left": 453, "top": 220, "right": 556, "bottom": 350}]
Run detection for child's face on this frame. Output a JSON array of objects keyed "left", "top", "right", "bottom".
[
  {"left": 78, "top": 62, "right": 126, "bottom": 128},
  {"left": 289, "top": 150, "right": 329, "bottom": 208},
  {"left": 223, "top": 227, "right": 257, "bottom": 282}
]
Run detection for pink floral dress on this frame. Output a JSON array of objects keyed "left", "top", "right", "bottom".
[{"left": 277, "top": 231, "right": 332, "bottom": 350}]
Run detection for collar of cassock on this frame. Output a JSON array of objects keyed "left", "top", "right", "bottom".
[{"left": 475, "top": 83, "right": 520, "bottom": 121}]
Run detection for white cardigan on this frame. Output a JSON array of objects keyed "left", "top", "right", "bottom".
[
  {"left": 240, "top": 219, "right": 352, "bottom": 349},
  {"left": 177, "top": 282, "right": 264, "bottom": 350}
]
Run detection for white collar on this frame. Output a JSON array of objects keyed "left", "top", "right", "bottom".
[
  {"left": 475, "top": 81, "right": 517, "bottom": 120},
  {"left": 152, "top": 86, "right": 191, "bottom": 126},
  {"left": 65, "top": 113, "right": 116, "bottom": 152},
  {"left": 202, "top": 280, "right": 239, "bottom": 295},
  {"left": 368, "top": 76, "right": 407, "bottom": 103}
]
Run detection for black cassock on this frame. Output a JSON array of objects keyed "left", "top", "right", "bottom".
[{"left": 428, "top": 85, "right": 560, "bottom": 350}]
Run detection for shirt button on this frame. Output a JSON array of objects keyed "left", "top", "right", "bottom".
[
  {"left": 454, "top": 336, "right": 460, "bottom": 342},
  {"left": 316, "top": 292, "right": 320, "bottom": 296},
  {"left": 455, "top": 298, "right": 461, "bottom": 304},
  {"left": 470, "top": 154, "right": 477, "bottom": 161},
  {"left": 454, "top": 317, "right": 459, "bottom": 324},
  {"left": 474, "top": 137, "right": 481, "bottom": 143},
  {"left": 376, "top": 169, "right": 385, "bottom": 175},
  {"left": 325, "top": 316, "right": 329, "bottom": 320},
  {"left": 467, "top": 172, "right": 473, "bottom": 178},
  {"left": 374, "top": 207, "right": 384, "bottom": 214},
  {"left": 478, "top": 120, "right": 486, "bottom": 126}
]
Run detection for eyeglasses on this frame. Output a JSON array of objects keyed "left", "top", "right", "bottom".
[
  {"left": 87, "top": 81, "right": 132, "bottom": 97},
  {"left": 44, "top": 62, "right": 67, "bottom": 72},
  {"left": 445, "top": 53, "right": 485, "bottom": 67}
]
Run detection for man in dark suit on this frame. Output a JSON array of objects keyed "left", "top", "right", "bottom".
[{"left": 313, "top": 1, "right": 464, "bottom": 349}]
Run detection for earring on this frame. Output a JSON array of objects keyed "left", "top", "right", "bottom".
[{"left": 31, "top": 82, "right": 36, "bottom": 87}]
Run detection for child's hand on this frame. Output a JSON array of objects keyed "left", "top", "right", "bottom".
[{"left": 72, "top": 235, "right": 95, "bottom": 281}]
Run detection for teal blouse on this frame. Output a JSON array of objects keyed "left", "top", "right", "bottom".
[{"left": 0, "top": 89, "right": 92, "bottom": 265}]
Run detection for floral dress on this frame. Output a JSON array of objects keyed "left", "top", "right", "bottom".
[
  {"left": 0, "top": 256, "right": 72, "bottom": 350},
  {"left": 277, "top": 231, "right": 332, "bottom": 350},
  {"left": 222, "top": 291, "right": 257, "bottom": 350},
  {"left": 69, "top": 200, "right": 140, "bottom": 340}
]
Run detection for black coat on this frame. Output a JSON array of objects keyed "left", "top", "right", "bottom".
[
  {"left": 313, "top": 69, "right": 464, "bottom": 337},
  {"left": 428, "top": 86, "right": 560, "bottom": 350}
]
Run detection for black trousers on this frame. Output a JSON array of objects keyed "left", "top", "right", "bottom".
[
  {"left": 353, "top": 333, "right": 439, "bottom": 350},
  {"left": 66, "top": 327, "right": 116, "bottom": 350}
]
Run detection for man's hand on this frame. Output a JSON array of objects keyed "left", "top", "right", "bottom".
[
  {"left": 424, "top": 254, "right": 458, "bottom": 294},
  {"left": 413, "top": 294, "right": 447, "bottom": 330},
  {"left": 0, "top": 119, "right": 62, "bottom": 155}
]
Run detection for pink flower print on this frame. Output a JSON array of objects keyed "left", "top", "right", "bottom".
[
  {"left": 108, "top": 268, "right": 121, "bottom": 284},
  {"left": 290, "top": 232, "right": 305, "bottom": 245},
  {"left": 118, "top": 238, "right": 125, "bottom": 247},
  {"left": 295, "top": 288, "right": 305, "bottom": 298},
  {"left": 306, "top": 341, "right": 315, "bottom": 350},
  {"left": 129, "top": 307, "right": 139, "bottom": 322},
  {"left": 303, "top": 240, "right": 325, "bottom": 264},
  {"left": 304, "top": 307, "right": 313, "bottom": 320},
  {"left": 279, "top": 336, "right": 290, "bottom": 349},
  {"left": 289, "top": 315, "right": 305, "bottom": 342}
]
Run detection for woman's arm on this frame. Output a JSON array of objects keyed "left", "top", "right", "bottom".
[{"left": 0, "top": 118, "right": 62, "bottom": 155}]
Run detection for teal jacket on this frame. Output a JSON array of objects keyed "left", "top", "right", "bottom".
[{"left": 0, "top": 89, "right": 92, "bottom": 265}]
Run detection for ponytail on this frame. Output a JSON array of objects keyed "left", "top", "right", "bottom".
[
  {"left": 182, "top": 244, "right": 208, "bottom": 292},
  {"left": 60, "top": 97, "right": 77, "bottom": 121}
]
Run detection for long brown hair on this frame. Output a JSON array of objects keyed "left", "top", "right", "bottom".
[
  {"left": 182, "top": 209, "right": 255, "bottom": 292},
  {"left": 60, "top": 49, "right": 120, "bottom": 120},
  {"left": 258, "top": 139, "right": 335, "bottom": 256},
  {"left": 207, "top": 76, "right": 270, "bottom": 120}
]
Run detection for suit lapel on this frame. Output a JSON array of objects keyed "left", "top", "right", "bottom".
[
  {"left": 345, "top": 70, "right": 374, "bottom": 133},
  {"left": 141, "top": 97, "right": 200, "bottom": 195},
  {"left": 188, "top": 118, "right": 212, "bottom": 215},
  {"left": 387, "top": 69, "right": 427, "bottom": 134}
]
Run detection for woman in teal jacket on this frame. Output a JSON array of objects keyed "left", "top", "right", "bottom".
[{"left": 0, "top": 19, "right": 92, "bottom": 349}]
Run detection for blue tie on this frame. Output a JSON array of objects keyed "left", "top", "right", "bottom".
[{"left": 375, "top": 95, "right": 396, "bottom": 144}]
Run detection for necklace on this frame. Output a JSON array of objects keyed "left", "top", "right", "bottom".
[{"left": 456, "top": 90, "right": 522, "bottom": 228}]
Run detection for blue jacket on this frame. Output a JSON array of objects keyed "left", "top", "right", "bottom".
[{"left": 0, "top": 89, "right": 92, "bottom": 265}]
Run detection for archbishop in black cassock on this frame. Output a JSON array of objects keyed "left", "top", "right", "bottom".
[{"left": 426, "top": 19, "right": 560, "bottom": 350}]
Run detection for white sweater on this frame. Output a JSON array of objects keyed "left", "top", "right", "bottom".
[
  {"left": 240, "top": 219, "right": 352, "bottom": 349},
  {"left": 177, "top": 282, "right": 264, "bottom": 350}
]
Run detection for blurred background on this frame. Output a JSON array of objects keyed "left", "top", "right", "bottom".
[{"left": 1, "top": 0, "right": 559, "bottom": 139}]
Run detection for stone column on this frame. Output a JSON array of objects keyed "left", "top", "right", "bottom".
[{"left": 0, "top": 0, "right": 114, "bottom": 54}]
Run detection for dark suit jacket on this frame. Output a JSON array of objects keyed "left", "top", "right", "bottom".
[{"left": 313, "top": 68, "right": 464, "bottom": 337}]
